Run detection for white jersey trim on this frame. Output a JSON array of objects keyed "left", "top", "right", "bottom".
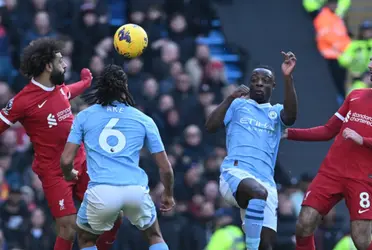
[
  {"left": 335, "top": 112, "right": 345, "bottom": 121},
  {"left": 0, "top": 113, "right": 13, "bottom": 126},
  {"left": 31, "top": 78, "right": 55, "bottom": 92}
]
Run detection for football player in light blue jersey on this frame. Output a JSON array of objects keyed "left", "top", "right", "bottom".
[
  {"left": 60, "top": 65, "right": 174, "bottom": 250},
  {"left": 206, "top": 52, "right": 298, "bottom": 250}
]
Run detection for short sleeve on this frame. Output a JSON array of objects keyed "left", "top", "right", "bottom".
[
  {"left": 67, "top": 112, "right": 85, "bottom": 145},
  {"left": 274, "top": 104, "right": 287, "bottom": 127},
  {"left": 224, "top": 98, "right": 244, "bottom": 126},
  {"left": 145, "top": 117, "right": 165, "bottom": 154},
  {"left": 0, "top": 96, "right": 25, "bottom": 126}
]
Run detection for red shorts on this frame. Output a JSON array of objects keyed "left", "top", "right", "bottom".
[
  {"left": 303, "top": 172, "right": 372, "bottom": 220},
  {"left": 35, "top": 161, "right": 89, "bottom": 218}
]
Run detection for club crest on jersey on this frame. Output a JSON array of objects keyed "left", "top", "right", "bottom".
[
  {"left": 3, "top": 98, "right": 14, "bottom": 115},
  {"left": 268, "top": 110, "right": 277, "bottom": 120},
  {"left": 60, "top": 88, "right": 71, "bottom": 99}
]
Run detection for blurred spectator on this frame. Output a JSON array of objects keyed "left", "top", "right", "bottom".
[
  {"left": 25, "top": 208, "right": 54, "bottom": 250},
  {"left": 0, "top": 186, "right": 30, "bottom": 248},
  {"left": 185, "top": 44, "right": 211, "bottom": 88},
  {"left": 313, "top": 0, "right": 351, "bottom": 96},
  {"left": 339, "top": 21, "right": 372, "bottom": 82},
  {"left": 152, "top": 41, "right": 180, "bottom": 81},
  {"left": 303, "top": 0, "right": 351, "bottom": 19},
  {"left": 276, "top": 192, "right": 296, "bottom": 250},
  {"left": 347, "top": 71, "right": 372, "bottom": 94},
  {"left": 21, "top": 11, "right": 57, "bottom": 50},
  {"left": 290, "top": 173, "right": 313, "bottom": 216}
]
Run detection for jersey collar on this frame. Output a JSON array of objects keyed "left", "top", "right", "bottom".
[
  {"left": 31, "top": 78, "right": 55, "bottom": 92},
  {"left": 247, "top": 99, "right": 272, "bottom": 108}
]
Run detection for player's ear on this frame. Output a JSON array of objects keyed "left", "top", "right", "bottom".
[{"left": 45, "top": 62, "right": 53, "bottom": 73}]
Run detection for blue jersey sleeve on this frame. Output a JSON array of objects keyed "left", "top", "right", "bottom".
[
  {"left": 145, "top": 117, "right": 165, "bottom": 154},
  {"left": 273, "top": 104, "right": 288, "bottom": 129},
  {"left": 224, "top": 98, "right": 244, "bottom": 126},
  {"left": 67, "top": 112, "right": 85, "bottom": 145}
]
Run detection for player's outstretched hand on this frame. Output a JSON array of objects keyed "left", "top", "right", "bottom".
[
  {"left": 229, "top": 85, "right": 250, "bottom": 99},
  {"left": 160, "top": 194, "right": 175, "bottom": 213},
  {"left": 64, "top": 169, "right": 79, "bottom": 181},
  {"left": 281, "top": 51, "right": 297, "bottom": 76},
  {"left": 281, "top": 129, "right": 288, "bottom": 139},
  {"left": 81, "top": 68, "right": 93, "bottom": 86},
  {"left": 343, "top": 128, "right": 363, "bottom": 145}
]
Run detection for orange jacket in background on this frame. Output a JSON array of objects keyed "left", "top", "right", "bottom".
[{"left": 314, "top": 7, "right": 351, "bottom": 59}]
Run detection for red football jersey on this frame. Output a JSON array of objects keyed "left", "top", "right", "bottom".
[
  {"left": 289, "top": 89, "right": 372, "bottom": 180},
  {"left": 0, "top": 79, "right": 85, "bottom": 178}
]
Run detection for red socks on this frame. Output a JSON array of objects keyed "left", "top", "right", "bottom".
[
  {"left": 96, "top": 217, "right": 122, "bottom": 250},
  {"left": 54, "top": 237, "right": 73, "bottom": 250},
  {"left": 296, "top": 235, "right": 315, "bottom": 250}
]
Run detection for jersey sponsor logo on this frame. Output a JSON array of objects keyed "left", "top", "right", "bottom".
[
  {"left": 56, "top": 107, "right": 72, "bottom": 122},
  {"left": 358, "top": 209, "right": 369, "bottom": 214},
  {"left": 3, "top": 98, "right": 14, "bottom": 115},
  {"left": 239, "top": 117, "right": 275, "bottom": 134},
  {"left": 344, "top": 110, "right": 372, "bottom": 127},
  {"left": 38, "top": 100, "right": 47, "bottom": 108},
  {"left": 47, "top": 113, "right": 57, "bottom": 128}
]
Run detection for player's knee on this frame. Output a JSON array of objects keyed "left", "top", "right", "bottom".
[
  {"left": 77, "top": 230, "right": 99, "bottom": 248},
  {"left": 56, "top": 215, "right": 76, "bottom": 240},
  {"left": 295, "top": 215, "right": 314, "bottom": 236},
  {"left": 250, "top": 186, "right": 268, "bottom": 201}
]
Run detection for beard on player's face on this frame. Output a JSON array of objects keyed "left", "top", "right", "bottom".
[{"left": 50, "top": 68, "right": 65, "bottom": 85}]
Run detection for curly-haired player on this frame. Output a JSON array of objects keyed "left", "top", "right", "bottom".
[
  {"left": 61, "top": 64, "right": 175, "bottom": 250},
  {"left": 0, "top": 38, "right": 121, "bottom": 250}
]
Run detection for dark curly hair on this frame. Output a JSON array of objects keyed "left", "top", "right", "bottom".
[
  {"left": 85, "top": 64, "right": 135, "bottom": 107},
  {"left": 20, "top": 37, "right": 65, "bottom": 79}
]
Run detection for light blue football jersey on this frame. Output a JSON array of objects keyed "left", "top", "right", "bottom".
[
  {"left": 222, "top": 98, "right": 286, "bottom": 186},
  {"left": 67, "top": 102, "right": 165, "bottom": 188}
]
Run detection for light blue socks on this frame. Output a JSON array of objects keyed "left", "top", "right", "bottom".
[
  {"left": 149, "top": 242, "right": 169, "bottom": 250},
  {"left": 245, "top": 198, "right": 266, "bottom": 250}
]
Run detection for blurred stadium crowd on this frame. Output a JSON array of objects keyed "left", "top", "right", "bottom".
[{"left": 0, "top": 0, "right": 369, "bottom": 249}]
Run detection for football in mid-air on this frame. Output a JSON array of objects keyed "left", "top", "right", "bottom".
[{"left": 113, "top": 24, "right": 148, "bottom": 58}]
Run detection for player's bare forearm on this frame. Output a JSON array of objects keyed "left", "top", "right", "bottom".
[
  {"left": 153, "top": 151, "right": 174, "bottom": 196},
  {"left": 205, "top": 96, "right": 234, "bottom": 133},
  {"left": 60, "top": 142, "right": 80, "bottom": 176},
  {"left": 280, "top": 75, "right": 297, "bottom": 126},
  {"left": 160, "top": 168, "right": 174, "bottom": 196},
  {"left": 288, "top": 116, "right": 342, "bottom": 141}
]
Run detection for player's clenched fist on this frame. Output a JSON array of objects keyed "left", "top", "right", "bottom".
[
  {"left": 160, "top": 194, "right": 175, "bottom": 212},
  {"left": 343, "top": 128, "right": 363, "bottom": 145},
  {"left": 229, "top": 85, "right": 250, "bottom": 99},
  {"left": 81, "top": 68, "right": 93, "bottom": 86},
  {"left": 64, "top": 169, "right": 79, "bottom": 181}
]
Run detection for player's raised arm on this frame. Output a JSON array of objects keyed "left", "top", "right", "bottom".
[
  {"left": 66, "top": 68, "right": 93, "bottom": 100},
  {"left": 205, "top": 85, "right": 250, "bottom": 133},
  {"left": 280, "top": 51, "right": 298, "bottom": 126},
  {"left": 145, "top": 117, "right": 175, "bottom": 212},
  {"left": 283, "top": 90, "right": 355, "bottom": 141}
]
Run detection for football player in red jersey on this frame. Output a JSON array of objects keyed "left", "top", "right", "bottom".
[
  {"left": 0, "top": 38, "right": 121, "bottom": 250},
  {"left": 282, "top": 58, "right": 372, "bottom": 250}
]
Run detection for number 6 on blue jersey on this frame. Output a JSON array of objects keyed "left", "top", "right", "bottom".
[{"left": 99, "top": 118, "right": 126, "bottom": 153}]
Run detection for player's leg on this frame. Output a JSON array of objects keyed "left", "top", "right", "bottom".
[
  {"left": 41, "top": 176, "right": 77, "bottom": 250},
  {"left": 295, "top": 173, "right": 343, "bottom": 250},
  {"left": 260, "top": 227, "right": 276, "bottom": 250},
  {"left": 74, "top": 160, "right": 122, "bottom": 250},
  {"left": 142, "top": 219, "right": 169, "bottom": 250},
  {"left": 220, "top": 168, "right": 267, "bottom": 250},
  {"left": 124, "top": 186, "right": 169, "bottom": 250},
  {"left": 76, "top": 185, "right": 124, "bottom": 250},
  {"left": 344, "top": 179, "right": 372, "bottom": 250}
]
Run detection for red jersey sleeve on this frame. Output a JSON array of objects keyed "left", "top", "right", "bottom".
[
  {"left": 0, "top": 96, "right": 25, "bottom": 133},
  {"left": 287, "top": 92, "right": 355, "bottom": 141}
]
